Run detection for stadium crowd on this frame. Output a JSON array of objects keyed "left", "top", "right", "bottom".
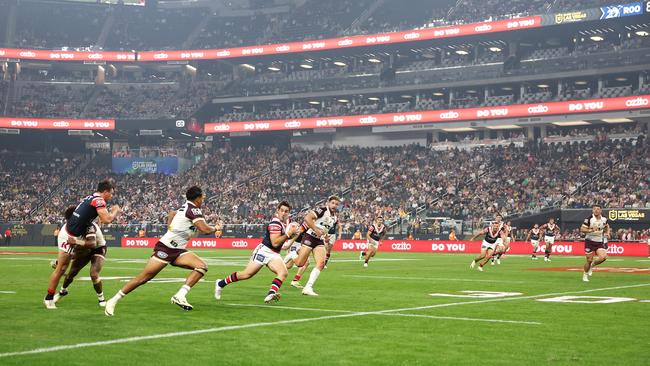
[{"left": 2, "top": 124, "right": 647, "bottom": 241}]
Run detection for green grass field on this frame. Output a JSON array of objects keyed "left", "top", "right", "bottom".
[{"left": 1, "top": 247, "right": 649, "bottom": 365}]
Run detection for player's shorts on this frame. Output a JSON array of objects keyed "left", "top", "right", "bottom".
[
  {"left": 288, "top": 241, "right": 301, "bottom": 255},
  {"left": 301, "top": 233, "right": 325, "bottom": 248},
  {"left": 585, "top": 239, "right": 607, "bottom": 254},
  {"left": 92, "top": 245, "right": 107, "bottom": 258},
  {"left": 152, "top": 241, "right": 188, "bottom": 264},
  {"left": 531, "top": 240, "right": 540, "bottom": 247},
  {"left": 250, "top": 243, "right": 282, "bottom": 266},
  {"left": 481, "top": 240, "right": 497, "bottom": 250},
  {"left": 495, "top": 238, "right": 504, "bottom": 248},
  {"left": 367, "top": 238, "right": 379, "bottom": 248},
  {"left": 57, "top": 224, "right": 83, "bottom": 254},
  {"left": 544, "top": 235, "right": 555, "bottom": 245}
]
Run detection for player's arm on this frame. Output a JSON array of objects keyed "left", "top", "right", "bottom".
[
  {"left": 194, "top": 219, "right": 216, "bottom": 235},
  {"left": 166, "top": 211, "right": 176, "bottom": 226},
  {"left": 469, "top": 229, "right": 484, "bottom": 241},
  {"left": 304, "top": 210, "right": 324, "bottom": 237},
  {"left": 270, "top": 225, "right": 298, "bottom": 247},
  {"left": 580, "top": 219, "right": 595, "bottom": 234},
  {"left": 82, "top": 234, "right": 97, "bottom": 248},
  {"left": 97, "top": 205, "right": 120, "bottom": 224},
  {"left": 366, "top": 226, "right": 373, "bottom": 241}
]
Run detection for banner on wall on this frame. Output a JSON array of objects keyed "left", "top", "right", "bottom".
[
  {"left": 0, "top": 118, "right": 115, "bottom": 130},
  {"left": 111, "top": 157, "right": 178, "bottom": 175},
  {"left": 205, "top": 95, "right": 650, "bottom": 133},
  {"left": 120, "top": 238, "right": 648, "bottom": 256}
]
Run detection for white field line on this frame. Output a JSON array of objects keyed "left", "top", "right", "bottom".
[
  {"left": 1, "top": 282, "right": 648, "bottom": 358},
  {"left": 226, "top": 304, "right": 540, "bottom": 325},
  {"left": 0, "top": 291, "right": 16, "bottom": 294},
  {"left": 345, "top": 274, "right": 527, "bottom": 283}
]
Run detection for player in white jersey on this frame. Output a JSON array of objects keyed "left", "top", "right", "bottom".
[
  {"left": 525, "top": 224, "right": 542, "bottom": 260},
  {"left": 214, "top": 201, "right": 300, "bottom": 303},
  {"left": 540, "top": 218, "right": 560, "bottom": 262},
  {"left": 292, "top": 195, "right": 340, "bottom": 296},
  {"left": 361, "top": 216, "right": 386, "bottom": 267},
  {"left": 492, "top": 215, "right": 511, "bottom": 265},
  {"left": 580, "top": 204, "right": 610, "bottom": 282},
  {"left": 104, "top": 186, "right": 218, "bottom": 316},
  {"left": 54, "top": 220, "right": 108, "bottom": 307}
]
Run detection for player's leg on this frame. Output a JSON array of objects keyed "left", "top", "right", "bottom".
[
  {"left": 303, "top": 245, "right": 327, "bottom": 296},
  {"left": 264, "top": 257, "right": 289, "bottom": 303},
  {"left": 214, "top": 259, "right": 264, "bottom": 300},
  {"left": 167, "top": 251, "right": 208, "bottom": 310},
  {"left": 544, "top": 238, "right": 553, "bottom": 261},
  {"left": 44, "top": 250, "right": 73, "bottom": 309},
  {"left": 478, "top": 248, "right": 494, "bottom": 270},
  {"left": 55, "top": 251, "right": 91, "bottom": 303},
  {"left": 324, "top": 242, "right": 334, "bottom": 268},
  {"left": 291, "top": 259, "right": 309, "bottom": 288},
  {"left": 364, "top": 244, "right": 377, "bottom": 267},
  {"left": 89, "top": 251, "right": 106, "bottom": 306},
  {"left": 591, "top": 248, "right": 608, "bottom": 269},
  {"left": 293, "top": 244, "right": 314, "bottom": 267},
  {"left": 583, "top": 251, "right": 595, "bottom": 282},
  {"left": 104, "top": 257, "right": 168, "bottom": 316},
  {"left": 531, "top": 240, "right": 539, "bottom": 259},
  {"left": 471, "top": 245, "right": 487, "bottom": 268}
]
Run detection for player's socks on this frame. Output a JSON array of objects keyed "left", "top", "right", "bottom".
[
  {"left": 267, "top": 278, "right": 283, "bottom": 295},
  {"left": 293, "top": 274, "right": 302, "bottom": 282},
  {"left": 112, "top": 290, "right": 126, "bottom": 302},
  {"left": 93, "top": 280, "right": 103, "bottom": 295},
  {"left": 325, "top": 253, "right": 331, "bottom": 265},
  {"left": 175, "top": 284, "right": 191, "bottom": 299},
  {"left": 217, "top": 272, "right": 238, "bottom": 288},
  {"left": 305, "top": 268, "right": 321, "bottom": 288},
  {"left": 45, "top": 288, "right": 55, "bottom": 300}
]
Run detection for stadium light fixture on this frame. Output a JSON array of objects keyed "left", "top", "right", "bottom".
[
  {"left": 432, "top": 92, "right": 445, "bottom": 96},
  {"left": 602, "top": 118, "right": 633, "bottom": 123},
  {"left": 442, "top": 127, "right": 476, "bottom": 132},
  {"left": 636, "top": 30, "right": 649, "bottom": 36},
  {"left": 337, "top": 98, "right": 350, "bottom": 103},
  {"left": 488, "top": 46, "right": 502, "bottom": 52},
  {"left": 615, "top": 77, "right": 627, "bottom": 81},
  {"left": 455, "top": 50, "right": 469, "bottom": 55},
  {"left": 268, "top": 66, "right": 281, "bottom": 71},
  {"left": 401, "top": 95, "right": 412, "bottom": 99},
  {"left": 574, "top": 80, "right": 588, "bottom": 85},
  {"left": 552, "top": 121, "right": 590, "bottom": 126},
  {"left": 590, "top": 35, "right": 604, "bottom": 42},
  {"left": 299, "top": 63, "right": 313, "bottom": 69},
  {"left": 180, "top": 132, "right": 192, "bottom": 137},
  {"left": 537, "top": 84, "right": 550, "bottom": 88},
  {"left": 333, "top": 61, "right": 347, "bottom": 66},
  {"left": 368, "top": 58, "right": 381, "bottom": 63},
  {"left": 308, "top": 100, "right": 321, "bottom": 105},
  {"left": 367, "top": 97, "right": 381, "bottom": 101},
  {"left": 501, "top": 87, "right": 513, "bottom": 91},
  {"left": 466, "top": 90, "right": 477, "bottom": 93},
  {"left": 240, "top": 63, "right": 255, "bottom": 71}
]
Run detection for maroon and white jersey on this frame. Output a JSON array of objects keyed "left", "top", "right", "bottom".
[
  {"left": 305, "top": 206, "right": 338, "bottom": 238},
  {"left": 159, "top": 201, "right": 205, "bottom": 249},
  {"left": 583, "top": 215, "right": 608, "bottom": 243},
  {"left": 368, "top": 224, "right": 386, "bottom": 241}
]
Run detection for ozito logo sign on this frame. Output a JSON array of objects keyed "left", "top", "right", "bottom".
[{"left": 600, "top": 2, "right": 644, "bottom": 19}]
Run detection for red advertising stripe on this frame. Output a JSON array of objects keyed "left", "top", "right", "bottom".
[
  {"left": 121, "top": 238, "right": 648, "bottom": 256},
  {"left": 0, "top": 118, "right": 115, "bottom": 130},
  {"left": 205, "top": 94, "right": 650, "bottom": 133},
  {"left": 0, "top": 48, "right": 135, "bottom": 62},
  {"left": 0, "top": 17, "right": 542, "bottom": 62},
  {"left": 135, "top": 16, "right": 541, "bottom": 62}
]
